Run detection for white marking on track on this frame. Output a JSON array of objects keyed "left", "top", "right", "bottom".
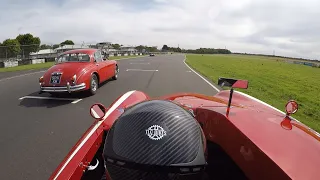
[
  {"left": 18, "top": 96, "right": 82, "bottom": 104},
  {"left": 71, "top": 99, "right": 83, "bottom": 104},
  {"left": 131, "top": 59, "right": 145, "bottom": 62},
  {"left": 183, "top": 56, "right": 220, "bottom": 92},
  {"left": 130, "top": 63, "right": 150, "bottom": 65},
  {"left": 53, "top": 90, "right": 136, "bottom": 179},
  {"left": 0, "top": 70, "right": 46, "bottom": 82},
  {"left": 115, "top": 56, "right": 147, "bottom": 61},
  {"left": 126, "top": 69, "right": 158, "bottom": 72}
]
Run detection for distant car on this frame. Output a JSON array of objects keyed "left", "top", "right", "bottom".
[
  {"left": 39, "top": 49, "right": 119, "bottom": 96},
  {"left": 149, "top": 53, "right": 155, "bottom": 56}
]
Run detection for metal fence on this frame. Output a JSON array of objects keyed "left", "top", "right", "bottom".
[
  {"left": 0, "top": 44, "right": 152, "bottom": 68},
  {"left": 0, "top": 44, "right": 39, "bottom": 62},
  {"left": 0, "top": 44, "right": 101, "bottom": 62}
]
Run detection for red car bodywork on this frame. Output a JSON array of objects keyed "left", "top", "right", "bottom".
[
  {"left": 39, "top": 49, "right": 117, "bottom": 93},
  {"left": 49, "top": 90, "right": 320, "bottom": 180}
]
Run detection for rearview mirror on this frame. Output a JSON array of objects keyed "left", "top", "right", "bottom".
[
  {"left": 285, "top": 100, "right": 298, "bottom": 116},
  {"left": 218, "top": 77, "right": 248, "bottom": 89},
  {"left": 218, "top": 77, "right": 249, "bottom": 117},
  {"left": 90, "top": 103, "right": 107, "bottom": 121},
  {"left": 280, "top": 100, "right": 298, "bottom": 130}
]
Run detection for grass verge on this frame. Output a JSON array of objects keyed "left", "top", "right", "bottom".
[
  {"left": 186, "top": 54, "right": 320, "bottom": 132},
  {"left": 0, "top": 62, "right": 55, "bottom": 72},
  {"left": 0, "top": 55, "right": 145, "bottom": 72}
]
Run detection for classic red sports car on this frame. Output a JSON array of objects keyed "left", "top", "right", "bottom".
[
  {"left": 49, "top": 78, "right": 320, "bottom": 180},
  {"left": 39, "top": 49, "right": 119, "bottom": 95}
]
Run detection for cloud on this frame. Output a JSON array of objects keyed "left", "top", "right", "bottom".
[{"left": 0, "top": 0, "right": 319, "bottom": 59}]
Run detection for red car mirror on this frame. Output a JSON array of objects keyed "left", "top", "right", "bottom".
[
  {"left": 218, "top": 77, "right": 248, "bottom": 89},
  {"left": 281, "top": 100, "right": 298, "bottom": 130},
  {"left": 218, "top": 77, "right": 249, "bottom": 117},
  {"left": 285, "top": 100, "right": 298, "bottom": 116},
  {"left": 90, "top": 103, "right": 108, "bottom": 121}
]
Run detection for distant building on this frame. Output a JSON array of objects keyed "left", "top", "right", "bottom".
[
  {"left": 105, "top": 48, "right": 118, "bottom": 52},
  {"left": 29, "top": 44, "right": 91, "bottom": 59},
  {"left": 120, "top": 46, "right": 137, "bottom": 53},
  {"left": 96, "top": 42, "right": 112, "bottom": 49},
  {"left": 29, "top": 49, "right": 57, "bottom": 59},
  {"left": 55, "top": 44, "right": 90, "bottom": 54}
]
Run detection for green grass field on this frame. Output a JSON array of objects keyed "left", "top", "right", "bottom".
[
  {"left": 0, "top": 62, "right": 55, "bottom": 72},
  {"left": 186, "top": 54, "right": 320, "bottom": 132},
  {"left": 0, "top": 55, "right": 145, "bottom": 72}
]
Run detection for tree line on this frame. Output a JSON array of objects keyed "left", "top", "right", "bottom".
[
  {"left": 160, "top": 44, "right": 231, "bottom": 54},
  {"left": 136, "top": 44, "right": 232, "bottom": 54},
  {"left": 0, "top": 32, "right": 232, "bottom": 59},
  {"left": 0, "top": 33, "right": 75, "bottom": 59}
]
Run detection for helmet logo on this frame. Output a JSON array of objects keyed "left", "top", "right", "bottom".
[{"left": 146, "top": 125, "right": 167, "bottom": 140}]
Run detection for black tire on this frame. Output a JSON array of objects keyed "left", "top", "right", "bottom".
[
  {"left": 112, "top": 65, "right": 119, "bottom": 80},
  {"left": 89, "top": 74, "right": 99, "bottom": 95}
]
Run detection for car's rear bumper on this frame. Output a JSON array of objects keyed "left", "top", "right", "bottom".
[{"left": 40, "top": 83, "right": 86, "bottom": 93}]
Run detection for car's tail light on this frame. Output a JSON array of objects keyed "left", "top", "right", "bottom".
[
  {"left": 71, "top": 74, "right": 77, "bottom": 85},
  {"left": 39, "top": 76, "right": 44, "bottom": 83}
]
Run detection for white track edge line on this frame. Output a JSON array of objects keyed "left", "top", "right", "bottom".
[{"left": 183, "top": 56, "right": 220, "bottom": 92}]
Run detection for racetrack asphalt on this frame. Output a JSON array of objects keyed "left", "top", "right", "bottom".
[{"left": 0, "top": 54, "right": 219, "bottom": 180}]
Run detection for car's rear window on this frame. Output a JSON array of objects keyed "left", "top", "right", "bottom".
[{"left": 56, "top": 53, "right": 91, "bottom": 63}]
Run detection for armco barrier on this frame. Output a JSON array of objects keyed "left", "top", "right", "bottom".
[
  {"left": 18, "top": 59, "right": 31, "bottom": 66},
  {"left": 45, "top": 58, "right": 56, "bottom": 62},
  {"left": 32, "top": 59, "right": 45, "bottom": 64},
  {"left": 4, "top": 61, "right": 18, "bottom": 68},
  {"left": 0, "top": 53, "right": 146, "bottom": 69}
]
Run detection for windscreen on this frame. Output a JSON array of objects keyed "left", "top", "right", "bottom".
[{"left": 56, "top": 53, "right": 91, "bottom": 63}]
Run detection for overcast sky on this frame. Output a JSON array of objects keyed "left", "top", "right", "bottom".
[{"left": 0, "top": 0, "right": 319, "bottom": 59}]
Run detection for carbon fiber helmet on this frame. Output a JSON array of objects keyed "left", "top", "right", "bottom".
[{"left": 103, "top": 100, "right": 207, "bottom": 180}]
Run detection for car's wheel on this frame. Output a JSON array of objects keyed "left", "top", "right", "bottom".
[
  {"left": 89, "top": 74, "right": 98, "bottom": 95},
  {"left": 112, "top": 65, "right": 119, "bottom": 80}
]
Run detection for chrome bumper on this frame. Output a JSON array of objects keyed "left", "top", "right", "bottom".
[{"left": 40, "top": 83, "right": 86, "bottom": 93}]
